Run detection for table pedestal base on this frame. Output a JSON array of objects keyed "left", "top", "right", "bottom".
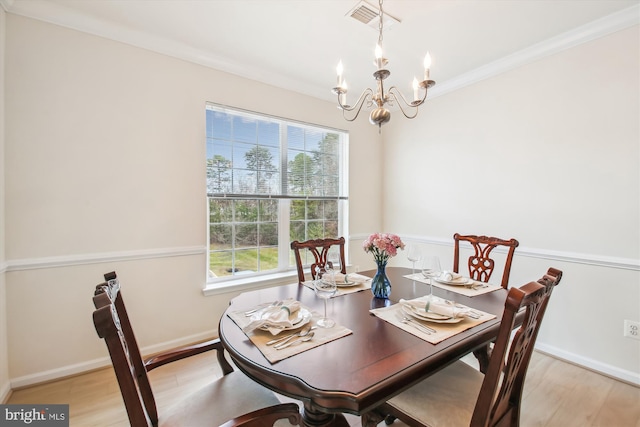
[{"left": 302, "top": 403, "right": 350, "bottom": 427}]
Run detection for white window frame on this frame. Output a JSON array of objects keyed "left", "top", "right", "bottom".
[{"left": 205, "top": 103, "right": 349, "bottom": 290}]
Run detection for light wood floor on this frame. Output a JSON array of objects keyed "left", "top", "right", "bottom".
[{"left": 5, "top": 351, "right": 639, "bottom": 427}]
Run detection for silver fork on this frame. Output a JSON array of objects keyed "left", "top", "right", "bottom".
[
  {"left": 398, "top": 315, "right": 436, "bottom": 334},
  {"left": 465, "top": 282, "right": 488, "bottom": 290}
]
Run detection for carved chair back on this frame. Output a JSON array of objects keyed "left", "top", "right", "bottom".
[
  {"left": 453, "top": 233, "right": 519, "bottom": 288},
  {"left": 471, "top": 267, "right": 562, "bottom": 427},
  {"left": 290, "top": 237, "right": 346, "bottom": 283}
]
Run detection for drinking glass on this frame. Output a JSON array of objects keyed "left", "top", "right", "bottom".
[
  {"left": 406, "top": 245, "right": 422, "bottom": 275},
  {"left": 314, "top": 276, "right": 337, "bottom": 328},
  {"left": 421, "top": 256, "right": 442, "bottom": 300},
  {"left": 327, "top": 248, "right": 341, "bottom": 274}
]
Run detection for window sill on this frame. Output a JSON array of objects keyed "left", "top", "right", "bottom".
[{"left": 203, "top": 270, "right": 300, "bottom": 296}]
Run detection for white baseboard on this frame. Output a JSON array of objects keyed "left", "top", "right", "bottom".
[
  {"left": 10, "top": 330, "right": 217, "bottom": 389},
  {"left": 535, "top": 342, "right": 640, "bottom": 387}
]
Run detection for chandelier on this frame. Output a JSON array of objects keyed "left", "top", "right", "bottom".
[{"left": 332, "top": 0, "right": 435, "bottom": 130}]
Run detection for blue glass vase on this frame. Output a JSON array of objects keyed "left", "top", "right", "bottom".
[{"left": 371, "top": 261, "right": 391, "bottom": 299}]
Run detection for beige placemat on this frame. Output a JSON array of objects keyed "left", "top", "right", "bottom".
[
  {"left": 302, "top": 272, "right": 372, "bottom": 297},
  {"left": 370, "top": 302, "right": 496, "bottom": 345},
  {"left": 403, "top": 273, "right": 502, "bottom": 297},
  {"left": 227, "top": 306, "right": 352, "bottom": 363}
]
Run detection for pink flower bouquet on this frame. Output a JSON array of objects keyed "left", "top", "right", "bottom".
[{"left": 363, "top": 233, "right": 405, "bottom": 264}]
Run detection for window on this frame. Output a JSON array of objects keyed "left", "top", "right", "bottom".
[{"left": 206, "top": 104, "right": 348, "bottom": 282}]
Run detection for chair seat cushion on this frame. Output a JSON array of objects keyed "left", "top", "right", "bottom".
[
  {"left": 386, "top": 360, "right": 483, "bottom": 427},
  {"left": 160, "top": 370, "right": 284, "bottom": 426}
]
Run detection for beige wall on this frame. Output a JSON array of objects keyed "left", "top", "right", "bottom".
[
  {"left": 2, "top": 11, "right": 639, "bottom": 388},
  {"left": 0, "top": 5, "right": 10, "bottom": 402},
  {"left": 378, "top": 25, "right": 640, "bottom": 382},
  {"left": 3, "top": 14, "right": 379, "bottom": 383}
]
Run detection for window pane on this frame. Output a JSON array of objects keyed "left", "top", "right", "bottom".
[
  {"left": 290, "top": 220, "right": 305, "bottom": 242},
  {"left": 236, "top": 223, "right": 257, "bottom": 248},
  {"left": 235, "top": 248, "right": 258, "bottom": 272},
  {"left": 307, "top": 200, "right": 322, "bottom": 220},
  {"left": 233, "top": 117, "right": 257, "bottom": 143},
  {"left": 259, "top": 222, "right": 278, "bottom": 245},
  {"left": 324, "top": 200, "right": 338, "bottom": 220},
  {"left": 259, "top": 246, "right": 279, "bottom": 270},
  {"left": 235, "top": 200, "right": 258, "bottom": 222},
  {"left": 259, "top": 200, "right": 278, "bottom": 222},
  {"left": 209, "top": 224, "right": 232, "bottom": 248},
  {"left": 209, "top": 199, "right": 233, "bottom": 222},
  {"left": 210, "top": 249, "right": 232, "bottom": 277}
]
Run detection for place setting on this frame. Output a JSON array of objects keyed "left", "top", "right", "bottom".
[
  {"left": 370, "top": 291, "right": 496, "bottom": 344},
  {"left": 227, "top": 297, "right": 352, "bottom": 363},
  {"left": 403, "top": 255, "right": 502, "bottom": 297},
  {"left": 302, "top": 250, "right": 372, "bottom": 296}
]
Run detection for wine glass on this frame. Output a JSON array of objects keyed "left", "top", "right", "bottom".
[
  {"left": 327, "top": 248, "right": 343, "bottom": 283},
  {"left": 314, "top": 276, "right": 337, "bottom": 328},
  {"left": 406, "top": 245, "right": 422, "bottom": 275},
  {"left": 421, "top": 256, "right": 442, "bottom": 300},
  {"left": 327, "top": 248, "right": 341, "bottom": 273}
]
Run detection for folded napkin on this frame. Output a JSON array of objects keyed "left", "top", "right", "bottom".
[
  {"left": 400, "top": 297, "right": 471, "bottom": 319},
  {"left": 438, "top": 270, "right": 463, "bottom": 282},
  {"left": 330, "top": 273, "right": 365, "bottom": 284},
  {"left": 242, "top": 299, "right": 302, "bottom": 335}
]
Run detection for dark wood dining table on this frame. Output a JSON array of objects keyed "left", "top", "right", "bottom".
[{"left": 218, "top": 267, "right": 512, "bottom": 427}]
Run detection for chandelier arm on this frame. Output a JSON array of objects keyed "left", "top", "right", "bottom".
[
  {"left": 338, "top": 88, "right": 374, "bottom": 122},
  {"left": 387, "top": 86, "right": 427, "bottom": 119}
]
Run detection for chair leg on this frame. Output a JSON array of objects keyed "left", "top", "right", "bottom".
[{"left": 473, "top": 344, "right": 491, "bottom": 374}]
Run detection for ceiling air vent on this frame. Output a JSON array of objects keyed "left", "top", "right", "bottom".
[{"left": 346, "top": 1, "right": 400, "bottom": 30}]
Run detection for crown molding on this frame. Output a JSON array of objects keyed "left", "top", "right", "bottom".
[
  {"left": 0, "top": 0, "right": 14, "bottom": 13},
  {"left": 429, "top": 3, "right": 640, "bottom": 98},
  {"left": 4, "top": 2, "right": 639, "bottom": 102}
]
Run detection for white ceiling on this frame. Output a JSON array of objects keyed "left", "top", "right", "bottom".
[{"left": 3, "top": 0, "right": 639, "bottom": 103}]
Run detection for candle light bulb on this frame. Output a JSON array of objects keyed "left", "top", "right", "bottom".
[
  {"left": 336, "top": 60, "right": 344, "bottom": 87},
  {"left": 423, "top": 52, "right": 432, "bottom": 81},
  {"left": 375, "top": 44, "right": 383, "bottom": 69}
]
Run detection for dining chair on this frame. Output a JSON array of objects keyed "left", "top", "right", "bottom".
[
  {"left": 365, "top": 267, "right": 563, "bottom": 427},
  {"left": 93, "top": 273, "right": 301, "bottom": 427},
  {"left": 290, "top": 237, "right": 346, "bottom": 283},
  {"left": 453, "top": 233, "right": 520, "bottom": 289}
]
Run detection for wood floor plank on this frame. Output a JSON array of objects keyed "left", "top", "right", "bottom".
[
  {"left": 4, "top": 351, "right": 639, "bottom": 427},
  {"left": 592, "top": 379, "right": 640, "bottom": 427}
]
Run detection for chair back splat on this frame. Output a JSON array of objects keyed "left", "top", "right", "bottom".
[
  {"left": 291, "top": 237, "right": 346, "bottom": 283},
  {"left": 453, "top": 233, "right": 519, "bottom": 288}
]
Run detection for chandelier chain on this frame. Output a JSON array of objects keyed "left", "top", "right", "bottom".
[{"left": 378, "top": 0, "right": 384, "bottom": 47}]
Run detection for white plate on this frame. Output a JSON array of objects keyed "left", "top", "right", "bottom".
[
  {"left": 433, "top": 277, "right": 473, "bottom": 286},
  {"left": 402, "top": 304, "right": 464, "bottom": 324},
  {"left": 335, "top": 280, "right": 359, "bottom": 287},
  {"left": 256, "top": 308, "right": 312, "bottom": 331},
  {"left": 322, "top": 278, "right": 360, "bottom": 287}
]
